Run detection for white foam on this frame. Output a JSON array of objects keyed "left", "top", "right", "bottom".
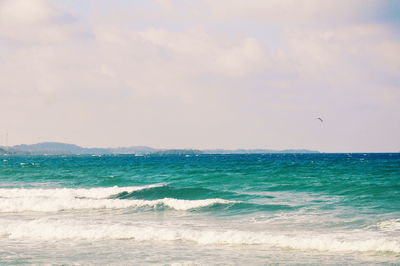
[
  {"left": 376, "top": 219, "right": 400, "bottom": 232},
  {"left": 166, "top": 262, "right": 201, "bottom": 266},
  {"left": 0, "top": 196, "right": 233, "bottom": 212},
  {"left": 1, "top": 219, "right": 399, "bottom": 253},
  {"left": 0, "top": 184, "right": 163, "bottom": 199},
  {"left": 0, "top": 185, "right": 235, "bottom": 212}
]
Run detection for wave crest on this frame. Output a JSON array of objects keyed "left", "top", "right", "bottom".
[
  {"left": 0, "top": 185, "right": 239, "bottom": 212},
  {"left": 1, "top": 219, "right": 399, "bottom": 253},
  {"left": 0, "top": 184, "right": 163, "bottom": 199}
]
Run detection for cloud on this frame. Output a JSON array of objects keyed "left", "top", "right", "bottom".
[
  {"left": 202, "top": 0, "right": 381, "bottom": 25},
  {"left": 137, "top": 28, "right": 265, "bottom": 77},
  {"left": 0, "top": 1, "right": 268, "bottom": 148},
  {"left": 0, "top": 0, "right": 54, "bottom": 24},
  {"left": 0, "top": 0, "right": 84, "bottom": 43},
  {"left": 0, "top": 0, "right": 399, "bottom": 151}
]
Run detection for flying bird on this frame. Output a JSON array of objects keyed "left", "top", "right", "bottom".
[{"left": 317, "top": 117, "right": 323, "bottom": 123}]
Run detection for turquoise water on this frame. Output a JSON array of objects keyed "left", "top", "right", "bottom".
[{"left": 0, "top": 154, "right": 399, "bottom": 265}]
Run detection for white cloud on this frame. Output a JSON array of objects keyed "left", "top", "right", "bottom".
[
  {"left": 203, "top": 0, "right": 380, "bottom": 25},
  {"left": 0, "top": 0, "right": 53, "bottom": 24},
  {"left": 0, "top": 0, "right": 83, "bottom": 43},
  {"left": 136, "top": 28, "right": 265, "bottom": 77},
  {"left": 0, "top": 0, "right": 399, "bottom": 151}
]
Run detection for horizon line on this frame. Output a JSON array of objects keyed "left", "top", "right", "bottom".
[{"left": 1, "top": 141, "right": 399, "bottom": 154}]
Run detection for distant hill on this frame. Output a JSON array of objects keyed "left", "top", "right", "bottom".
[
  {"left": 13, "top": 142, "right": 86, "bottom": 154},
  {"left": 11, "top": 142, "right": 109, "bottom": 155},
  {"left": 4, "top": 142, "right": 320, "bottom": 155},
  {"left": 7, "top": 142, "right": 158, "bottom": 155}
]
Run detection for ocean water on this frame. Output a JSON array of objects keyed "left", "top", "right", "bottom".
[{"left": 0, "top": 153, "right": 399, "bottom": 265}]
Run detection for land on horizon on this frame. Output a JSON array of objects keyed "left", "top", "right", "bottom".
[{"left": 0, "top": 142, "right": 320, "bottom": 155}]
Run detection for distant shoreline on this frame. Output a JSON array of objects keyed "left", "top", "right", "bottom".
[{"left": 0, "top": 142, "right": 320, "bottom": 155}]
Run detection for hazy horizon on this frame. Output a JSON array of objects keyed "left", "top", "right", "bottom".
[
  {"left": 2, "top": 140, "right": 399, "bottom": 153},
  {"left": 1, "top": 0, "right": 399, "bottom": 153}
]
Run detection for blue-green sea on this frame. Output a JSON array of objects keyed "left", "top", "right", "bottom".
[{"left": 0, "top": 153, "right": 399, "bottom": 265}]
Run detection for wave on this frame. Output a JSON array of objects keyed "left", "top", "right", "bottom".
[
  {"left": 0, "top": 184, "right": 164, "bottom": 199},
  {"left": 0, "top": 196, "right": 235, "bottom": 212},
  {"left": 1, "top": 219, "right": 399, "bottom": 253},
  {"left": 0, "top": 185, "right": 236, "bottom": 212},
  {"left": 0, "top": 185, "right": 294, "bottom": 213},
  {"left": 112, "top": 185, "right": 245, "bottom": 201},
  {"left": 197, "top": 202, "right": 296, "bottom": 215},
  {"left": 375, "top": 219, "right": 400, "bottom": 232}
]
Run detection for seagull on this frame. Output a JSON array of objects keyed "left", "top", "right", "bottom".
[{"left": 317, "top": 117, "right": 323, "bottom": 123}]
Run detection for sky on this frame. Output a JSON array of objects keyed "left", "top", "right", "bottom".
[{"left": 0, "top": 0, "right": 399, "bottom": 152}]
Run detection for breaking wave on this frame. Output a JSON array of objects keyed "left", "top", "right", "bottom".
[
  {"left": 0, "top": 185, "right": 238, "bottom": 212},
  {"left": 1, "top": 219, "right": 399, "bottom": 253},
  {"left": 0, "top": 184, "right": 164, "bottom": 199}
]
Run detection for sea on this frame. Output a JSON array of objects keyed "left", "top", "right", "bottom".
[{"left": 0, "top": 153, "right": 399, "bottom": 265}]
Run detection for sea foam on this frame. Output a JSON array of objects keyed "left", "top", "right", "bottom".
[
  {"left": 1, "top": 219, "right": 399, "bottom": 253},
  {"left": 0, "top": 186, "right": 235, "bottom": 212},
  {"left": 0, "top": 184, "right": 163, "bottom": 199},
  {"left": 376, "top": 219, "right": 400, "bottom": 232}
]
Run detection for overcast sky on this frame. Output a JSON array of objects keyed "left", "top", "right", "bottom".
[{"left": 0, "top": 0, "right": 399, "bottom": 152}]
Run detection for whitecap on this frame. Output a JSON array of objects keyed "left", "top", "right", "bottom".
[
  {"left": 0, "top": 184, "right": 164, "bottom": 199},
  {"left": 1, "top": 219, "right": 399, "bottom": 253}
]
